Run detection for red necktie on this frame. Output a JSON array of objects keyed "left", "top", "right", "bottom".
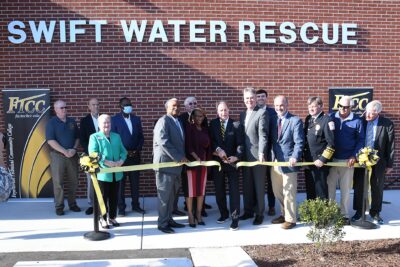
[{"left": 277, "top": 118, "right": 282, "bottom": 139}]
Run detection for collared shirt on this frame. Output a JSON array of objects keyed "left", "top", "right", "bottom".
[
  {"left": 278, "top": 112, "right": 288, "bottom": 126},
  {"left": 220, "top": 117, "right": 229, "bottom": 130},
  {"left": 244, "top": 109, "right": 253, "bottom": 128},
  {"left": 335, "top": 111, "right": 354, "bottom": 130},
  {"left": 91, "top": 114, "right": 99, "bottom": 132},
  {"left": 46, "top": 116, "right": 78, "bottom": 149},
  {"left": 168, "top": 114, "right": 183, "bottom": 138},
  {"left": 124, "top": 114, "right": 133, "bottom": 134},
  {"left": 312, "top": 111, "right": 323, "bottom": 121},
  {"left": 366, "top": 116, "right": 379, "bottom": 143}
]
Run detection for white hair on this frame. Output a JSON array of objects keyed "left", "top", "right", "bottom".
[{"left": 366, "top": 100, "right": 382, "bottom": 113}]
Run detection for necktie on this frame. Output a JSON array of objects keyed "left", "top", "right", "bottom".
[
  {"left": 220, "top": 120, "right": 225, "bottom": 140},
  {"left": 175, "top": 119, "right": 183, "bottom": 138},
  {"left": 277, "top": 118, "right": 282, "bottom": 139},
  {"left": 366, "top": 121, "right": 374, "bottom": 148}
]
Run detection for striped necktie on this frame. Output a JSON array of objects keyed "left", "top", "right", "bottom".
[{"left": 220, "top": 120, "right": 225, "bottom": 140}]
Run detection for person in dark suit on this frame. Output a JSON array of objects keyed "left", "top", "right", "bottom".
[
  {"left": 352, "top": 100, "right": 395, "bottom": 224},
  {"left": 256, "top": 89, "right": 277, "bottom": 216},
  {"left": 210, "top": 101, "right": 243, "bottom": 230},
  {"left": 239, "top": 87, "right": 269, "bottom": 225},
  {"left": 303, "top": 96, "right": 335, "bottom": 200},
  {"left": 88, "top": 114, "right": 127, "bottom": 229},
  {"left": 269, "top": 96, "right": 304, "bottom": 230},
  {"left": 111, "top": 97, "right": 145, "bottom": 216},
  {"left": 79, "top": 98, "right": 99, "bottom": 215},
  {"left": 153, "top": 98, "right": 188, "bottom": 234}
]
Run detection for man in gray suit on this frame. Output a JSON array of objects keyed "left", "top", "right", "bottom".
[
  {"left": 153, "top": 98, "right": 188, "bottom": 233},
  {"left": 239, "top": 87, "right": 269, "bottom": 225},
  {"left": 270, "top": 95, "right": 304, "bottom": 229}
]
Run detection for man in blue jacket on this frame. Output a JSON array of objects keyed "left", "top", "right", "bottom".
[
  {"left": 327, "top": 96, "right": 365, "bottom": 225},
  {"left": 270, "top": 95, "right": 304, "bottom": 229},
  {"left": 111, "top": 97, "right": 145, "bottom": 216}
]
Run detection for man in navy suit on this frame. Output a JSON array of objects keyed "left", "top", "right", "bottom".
[
  {"left": 79, "top": 98, "right": 100, "bottom": 215},
  {"left": 111, "top": 97, "right": 145, "bottom": 216},
  {"left": 352, "top": 100, "right": 395, "bottom": 224},
  {"left": 270, "top": 96, "right": 304, "bottom": 229},
  {"left": 210, "top": 101, "right": 243, "bottom": 230},
  {"left": 256, "top": 89, "right": 277, "bottom": 216}
]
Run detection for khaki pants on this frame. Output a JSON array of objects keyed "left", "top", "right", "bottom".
[
  {"left": 327, "top": 159, "right": 354, "bottom": 218},
  {"left": 50, "top": 151, "right": 79, "bottom": 210},
  {"left": 271, "top": 166, "right": 297, "bottom": 223}
]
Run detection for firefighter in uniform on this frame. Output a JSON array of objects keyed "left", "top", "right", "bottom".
[{"left": 303, "top": 96, "right": 335, "bottom": 200}]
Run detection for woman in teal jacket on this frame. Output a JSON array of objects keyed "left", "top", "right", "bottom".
[{"left": 89, "top": 114, "right": 127, "bottom": 228}]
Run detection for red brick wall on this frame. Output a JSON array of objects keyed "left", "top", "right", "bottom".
[{"left": 1, "top": 0, "right": 399, "bottom": 198}]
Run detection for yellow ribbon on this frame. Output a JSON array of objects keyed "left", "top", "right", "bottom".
[
  {"left": 79, "top": 152, "right": 107, "bottom": 216},
  {"left": 99, "top": 160, "right": 221, "bottom": 174},
  {"left": 236, "top": 161, "right": 361, "bottom": 168}
]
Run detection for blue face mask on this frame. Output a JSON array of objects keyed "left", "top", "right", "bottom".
[{"left": 123, "top": 106, "right": 133, "bottom": 114}]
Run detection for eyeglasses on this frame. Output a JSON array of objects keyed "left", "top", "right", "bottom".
[
  {"left": 188, "top": 102, "right": 197, "bottom": 106},
  {"left": 58, "top": 106, "right": 67, "bottom": 109},
  {"left": 338, "top": 104, "right": 350, "bottom": 109}
]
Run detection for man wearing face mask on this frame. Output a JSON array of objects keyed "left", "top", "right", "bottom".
[{"left": 111, "top": 97, "right": 145, "bottom": 216}]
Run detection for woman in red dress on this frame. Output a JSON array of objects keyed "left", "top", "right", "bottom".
[{"left": 185, "top": 108, "right": 211, "bottom": 227}]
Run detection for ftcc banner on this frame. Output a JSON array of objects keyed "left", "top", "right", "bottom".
[
  {"left": 329, "top": 87, "right": 373, "bottom": 116},
  {"left": 3, "top": 89, "right": 53, "bottom": 198}
]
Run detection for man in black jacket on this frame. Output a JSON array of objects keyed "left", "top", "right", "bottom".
[
  {"left": 352, "top": 100, "right": 395, "bottom": 224},
  {"left": 79, "top": 98, "right": 99, "bottom": 215},
  {"left": 210, "top": 101, "right": 243, "bottom": 230}
]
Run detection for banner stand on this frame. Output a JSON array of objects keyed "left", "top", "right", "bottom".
[{"left": 84, "top": 188, "right": 110, "bottom": 241}]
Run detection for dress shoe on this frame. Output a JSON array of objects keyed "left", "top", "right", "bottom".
[
  {"left": 267, "top": 207, "right": 276, "bottom": 216},
  {"left": 85, "top": 207, "right": 93, "bottom": 215},
  {"left": 217, "top": 215, "right": 229, "bottom": 224},
  {"left": 201, "top": 210, "right": 208, "bottom": 217},
  {"left": 271, "top": 215, "right": 285, "bottom": 224},
  {"left": 56, "top": 209, "right": 64, "bottom": 216},
  {"left": 253, "top": 215, "right": 264, "bottom": 225},
  {"left": 132, "top": 206, "right": 145, "bottom": 214},
  {"left": 118, "top": 210, "right": 126, "bottom": 217},
  {"left": 158, "top": 226, "right": 175, "bottom": 234},
  {"left": 281, "top": 222, "right": 296, "bottom": 229},
  {"left": 239, "top": 213, "right": 254, "bottom": 220},
  {"left": 99, "top": 218, "right": 110, "bottom": 229},
  {"left": 108, "top": 218, "right": 120, "bottom": 227},
  {"left": 204, "top": 203, "right": 212, "bottom": 209},
  {"left": 168, "top": 220, "right": 185, "bottom": 228},
  {"left": 69, "top": 205, "right": 81, "bottom": 212},
  {"left": 371, "top": 214, "right": 384, "bottom": 225},
  {"left": 172, "top": 209, "right": 186, "bottom": 216},
  {"left": 351, "top": 211, "right": 362, "bottom": 222},
  {"left": 230, "top": 219, "right": 239, "bottom": 231},
  {"left": 197, "top": 220, "right": 206, "bottom": 226}
]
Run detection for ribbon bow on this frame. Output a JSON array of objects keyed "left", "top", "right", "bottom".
[{"left": 356, "top": 147, "right": 379, "bottom": 169}]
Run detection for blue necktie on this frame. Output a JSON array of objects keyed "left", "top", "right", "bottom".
[{"left": 366, "top": 121, "right": 374, "bottom": 148}]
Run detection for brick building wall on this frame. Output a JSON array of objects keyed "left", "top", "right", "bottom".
[{"left": 1, "top": 0, "right": 399, "bottom": 198}]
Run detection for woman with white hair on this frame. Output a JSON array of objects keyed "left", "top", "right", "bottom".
[{"left": 89, "top": 114, "right": 127, "bottom": 228}]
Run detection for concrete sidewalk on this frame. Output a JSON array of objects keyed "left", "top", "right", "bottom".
[{"left": 1, "top": 191, "right": 399, "bottom": 266}]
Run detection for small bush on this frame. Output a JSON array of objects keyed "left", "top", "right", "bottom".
[{"left": 299, "top": 198, "right": 345, "bottom": 250}]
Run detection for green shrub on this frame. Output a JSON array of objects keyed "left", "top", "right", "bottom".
[{"left": 299, "top": 198, "right": 345, "bottom": 250}]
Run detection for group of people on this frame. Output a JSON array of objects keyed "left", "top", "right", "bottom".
[{"left": 44, "top": 87, "right": 394, "bottom": 234}]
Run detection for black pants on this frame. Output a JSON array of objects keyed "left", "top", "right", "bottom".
[
  {"left": 213, "top": 167, "right": 240, "bottom": 218},
  {"left": 308, "top": 165, "right": 329, "bottom": 200},
  {"left": 98, "top": 174, "right": 119, "bottom": 220},
  {"left": 118, "top": 155, "right": 140, "bottom": 211},
  {"left": 266, "top": 166, "right": 276, "bottom": 208},
  {"left": 353, "top": 166, "right": 385, "bottom": 215}
]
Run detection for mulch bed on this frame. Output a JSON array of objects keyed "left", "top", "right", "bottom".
[{"left": 244, "top": 238, "right": 400, "bottom": 266}]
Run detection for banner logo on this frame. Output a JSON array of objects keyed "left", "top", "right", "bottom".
[{"left": 329, "top": 88, "right": 373, "bottom": 116}]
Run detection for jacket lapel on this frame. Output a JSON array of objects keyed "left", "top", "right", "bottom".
[
  {"left": 375, "top": 117, "right": 384, "bottom": 146},
  {"left": 279, "top": 113, "right": 291, "bottom": 140}
]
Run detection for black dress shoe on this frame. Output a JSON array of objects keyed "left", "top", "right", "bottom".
[
  {"left": 158, "top": 226, "right": 175, "bottom": 234},
  {"left": 168, "top": 220, "right": 185, "bottom": 228},
  {"left": 172, "top": 209, "right": 186, "bottom": 216},
  {"left": 133, "top": 206, "right": 145, "bottom": 214},
  {"left": 100, "top": 218, "right": 110, "bottom": 229},
  {"left": 239, "top": 213, "right": 254, "bottom": 220},
  {"left": 253, "top": 215, "right": 264, "bottom": 225},
  {"left": 85, "top": 207, "right": 93, "bottom": 215},
  {"left": 217, "top": 215, "right": 229, "bottom": 224},
  {"left": 70, "top": 205, "right": 81, "bottom": 212},
  {"left": 204, "top": 203, "right": 212, "bottom": 209},
  {"left": 197, "top": 220, "right": 206, "bottom": 226},
  {"left": 108, "top": 218, "right": 120, "bottom": 227},
  {"left": 56, "top": 209, "right": 64, "bottom": 216},
  {"left": 267, "top": 207, "right": 276, "bottom": 216},
  {"left": 351, "top": 211, "right": 362, "bottom": 222},
  {"left": 201, "top": 210, "right": 208, "bottom": 217}
]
